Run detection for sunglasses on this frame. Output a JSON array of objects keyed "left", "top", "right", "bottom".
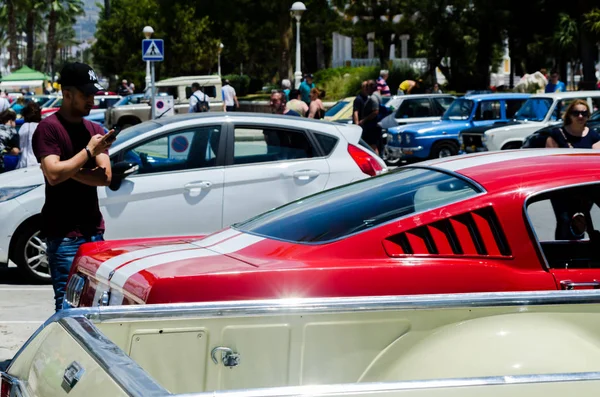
[{"left": 570, "top": 110, "right": 589, "bottom": 117}]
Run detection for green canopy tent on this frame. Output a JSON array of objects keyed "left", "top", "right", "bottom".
[{"left": 0, "top": 66, "right": 51, "bottom": 92}]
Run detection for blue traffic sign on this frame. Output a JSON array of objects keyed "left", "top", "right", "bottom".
[{"left": 142, "top": 39, "right": 164, "bottom": 61}]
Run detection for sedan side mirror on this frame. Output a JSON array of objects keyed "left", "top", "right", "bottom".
[{"left": 109, "top": 161, "right": 139, "bottom": 191}]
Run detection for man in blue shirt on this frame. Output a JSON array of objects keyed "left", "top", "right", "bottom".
[
  {"left": 299, "top": 74, "right": 315, "bottom": 105},
  {"left": 545, "top": 70, "right": 566, "bottom": 93}
]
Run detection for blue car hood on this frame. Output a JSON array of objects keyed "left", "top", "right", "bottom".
[{"left": 388, "top": 120, "right": 471, "bottom": 135}]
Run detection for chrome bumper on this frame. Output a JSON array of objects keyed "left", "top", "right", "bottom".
[{"left": 461, "top": 145, "right": 488, "bottom": 153}]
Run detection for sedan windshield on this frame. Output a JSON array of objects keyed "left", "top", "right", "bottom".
[
  {"left": 235, "top": 168, "right": 481, "bottom": 243},
  {"left": 442, "top": 99, "right": 474, "bottom": 120},
  {"left": 515, "top": 98, "right": 552, "bottom": 121}
]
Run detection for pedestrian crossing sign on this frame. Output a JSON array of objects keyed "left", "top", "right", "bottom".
[{"left": 142, "top": 39, "right": 164, "bottom": 61}]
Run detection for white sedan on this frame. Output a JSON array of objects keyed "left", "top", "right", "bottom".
[{"left": 0, "top": 113, "right": 386, "bottom": 281}]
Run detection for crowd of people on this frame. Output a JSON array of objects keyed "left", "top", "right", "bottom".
[
  {"left": 0, "top": 101, "right": 42, "bottom": 173},
  {"left": 271, "top": 73, "right": 326, "bottom": 118}
]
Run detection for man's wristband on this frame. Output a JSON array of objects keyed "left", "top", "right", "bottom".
[{"left": 85, "top": 147, "right": 93, "bottom": 159}]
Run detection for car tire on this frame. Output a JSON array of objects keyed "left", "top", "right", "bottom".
[
  {"left": 501, "top": 142, "right": 522, "bottom": 150},
  {"left": 430, "top": 141, "right": 459, "bottom": 159},
  {"left": 12, "top": 220, "right": 51, "bottom": 283}
]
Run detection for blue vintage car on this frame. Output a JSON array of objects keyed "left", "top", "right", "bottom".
[{"left": 385, "top": 93, "right": 531, "bottom": 160}]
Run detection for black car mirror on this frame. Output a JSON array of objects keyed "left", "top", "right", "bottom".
[{"left": 109, "top": 161, "right": 139, "bottom": 191}]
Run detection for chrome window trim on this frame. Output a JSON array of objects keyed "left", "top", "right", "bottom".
[
  {"left": 183, "top": 372, "right": 600, "bottom": 397},
  {"left": 59, "top": 316, "right": 168, "bottom": 397},
  {"left": 522, "top": 180, "right": 600, "bottom": 271}
]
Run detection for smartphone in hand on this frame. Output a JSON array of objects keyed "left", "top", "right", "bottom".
[{"left": 102, "top": 126, "right": 121, "bottom": 143}]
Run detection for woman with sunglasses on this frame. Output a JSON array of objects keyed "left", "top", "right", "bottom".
[
  {"left": 546, "top": 99, "right": 600, "bottom": 149},
  {"left": 545, "top": 99, "right": 600, "bottom": 240}
]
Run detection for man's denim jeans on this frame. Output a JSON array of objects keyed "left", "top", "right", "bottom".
[{"left": 46, "top": 234, "right": 104, "bottom": 312}]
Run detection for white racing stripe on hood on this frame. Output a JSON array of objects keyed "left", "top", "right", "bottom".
[
  {"left": 110, "top": 233, "right": 265, "bottom": 291},
  {"left": 191, "top": 228, "right": 241, "bottom": 247},
  {"left": 94, "top": 229, "right": 240, "bottom": 281}
]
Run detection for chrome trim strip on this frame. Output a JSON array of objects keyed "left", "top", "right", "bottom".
[
  {"left": 59, "top": 316, "right": 168, "bottom": 397},
  {"left": 86, "top": 289, "right": 600, "bottom": 323},
  {"left": 522, "top": 181, "right": 600, "bottom": 272},
  {"left": 177, "top": 372, "right": 600, "bottom": 397},
  {"left": 400, "top": 146, "right": 423, "bottom": 151}
]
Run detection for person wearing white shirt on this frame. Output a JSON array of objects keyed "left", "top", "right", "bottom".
[
  {"left": 0, "top": 96, "right": 9, "bottom": 113},
  {"left": 188, "top": 82, "right": 210, "bottom": 113},
  {"left": 17, "top": 102, "right": 41, "bottom": 168},
  {"left": 222, "top": 79, "right": 239, "bottom": 112}
]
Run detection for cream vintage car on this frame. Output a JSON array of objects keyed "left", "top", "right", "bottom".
[
  {"left": 5, "top": 290, "right": 600, "bottom": 396},
  {"left": 105, "top": 75, "right": 224, "bottom": 128}
]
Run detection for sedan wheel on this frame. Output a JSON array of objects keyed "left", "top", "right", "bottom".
[
  {"left": 13, "top": 221, "right": 51, "bottom": 283},
  {"left": 438, "top": 148, "right": 453, "bottom": 158},
  {"left": 24, "top": 232, "right": 50, "bottom": 279}
]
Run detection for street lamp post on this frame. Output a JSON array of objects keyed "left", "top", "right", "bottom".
[
  {"left": 290, "top": 2, "right": 306, "bottom": 89},
  {"left": 143, "top": 26, "right": 154, "bottom": 96},
  {"left": 218, "top": 42, "right": 224, "bottom": 76}
]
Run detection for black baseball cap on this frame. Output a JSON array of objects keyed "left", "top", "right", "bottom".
[{"left": 57, "top": 62, "right": 104, "bottom": 95}]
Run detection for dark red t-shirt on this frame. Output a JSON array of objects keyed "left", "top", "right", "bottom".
[{"left": 32, "top": 113, "right": 107, "bottom": 238}]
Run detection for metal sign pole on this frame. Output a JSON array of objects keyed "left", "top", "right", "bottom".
[{"left": 150, "top": 61, "right": 156, "bottom": 120}]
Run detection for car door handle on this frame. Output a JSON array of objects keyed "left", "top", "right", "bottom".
[
  {"left": 293, "top": 170, "right": 320, "bottom": 180},
  {"left": 560, "top": 280, "right": 600, "bottom": 290},
  {"left": 184, "top": 181, "right": 212, "bottom": 190}
]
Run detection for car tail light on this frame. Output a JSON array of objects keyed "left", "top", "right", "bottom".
[
  {"left": 348, "top": 144, "right": 384, "bottom": 177},
  {"left": 1, "top": 373, "right": 20, "bottom": 397},
  {"left": 65, "top": 274, "right": 86, "bottom": 308}
]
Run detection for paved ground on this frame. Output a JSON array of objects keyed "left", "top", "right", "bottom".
[{"left": 0, "top": 265, "right": 53, "bottom": 370}]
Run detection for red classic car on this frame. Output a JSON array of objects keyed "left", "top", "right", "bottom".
[{"left": 66, "top": 149, "right": 600, "bottom": 308}]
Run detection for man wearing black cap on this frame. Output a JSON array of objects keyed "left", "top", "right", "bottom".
[{"left": 33, "top": 62, "right": 114, "bottom": 311}]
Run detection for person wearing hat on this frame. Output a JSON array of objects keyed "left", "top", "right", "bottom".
[
  {"left": 221, "top": 79, "right": 239, "bottom": 112},
  {"left": 299, "top": 73, "right": 315, "bottom": 106},
  {"left": 32, "top": 62, "right": 115, "bottom": 312}
]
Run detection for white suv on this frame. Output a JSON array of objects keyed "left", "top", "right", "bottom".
[
  {"left": 482, "top": 91, "right": 600, "bottom": 151},
  {"left": 0, "top": 113, "right": 386, "bottom": 281}
]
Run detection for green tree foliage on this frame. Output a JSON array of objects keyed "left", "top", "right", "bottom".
[
  {"left": 93, "top": 0, "right": 160, "bottom": 88},
  {"left": 89, "top": 0, "right": 599, "bottom": 95}
]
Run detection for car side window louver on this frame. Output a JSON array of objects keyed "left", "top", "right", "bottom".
[{"left": 383, "top": 207, "right": 511, "bottom": 258}]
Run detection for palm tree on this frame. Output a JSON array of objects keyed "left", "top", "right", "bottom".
[
  {"left": 46, "top": 0, "right": 83, "bottom": 80},
  {"left": 2, "top": 0, "right": 20, "bottom": 69},
  {"left": 25, "top": 0, "right": 46, "bottom": 67}
]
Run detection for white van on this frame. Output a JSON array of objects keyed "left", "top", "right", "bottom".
[{"left": 105, "top": 75, "right": 223, "bottom": 128}]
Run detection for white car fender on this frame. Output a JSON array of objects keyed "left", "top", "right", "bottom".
[
  {"left": 363, "top": 312, "right": 600, "bottom": 382},
  {"left": 484, "top": 122, "right": 547, "bottom": 151}
]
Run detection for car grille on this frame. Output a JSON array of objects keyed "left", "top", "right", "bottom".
[{"left": 462, "top": 133, "right": 483, "bottom": 147}]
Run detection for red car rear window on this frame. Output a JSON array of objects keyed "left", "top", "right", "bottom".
[{"left": 236, "top": 168, "right": 482, "bottom": 243}]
